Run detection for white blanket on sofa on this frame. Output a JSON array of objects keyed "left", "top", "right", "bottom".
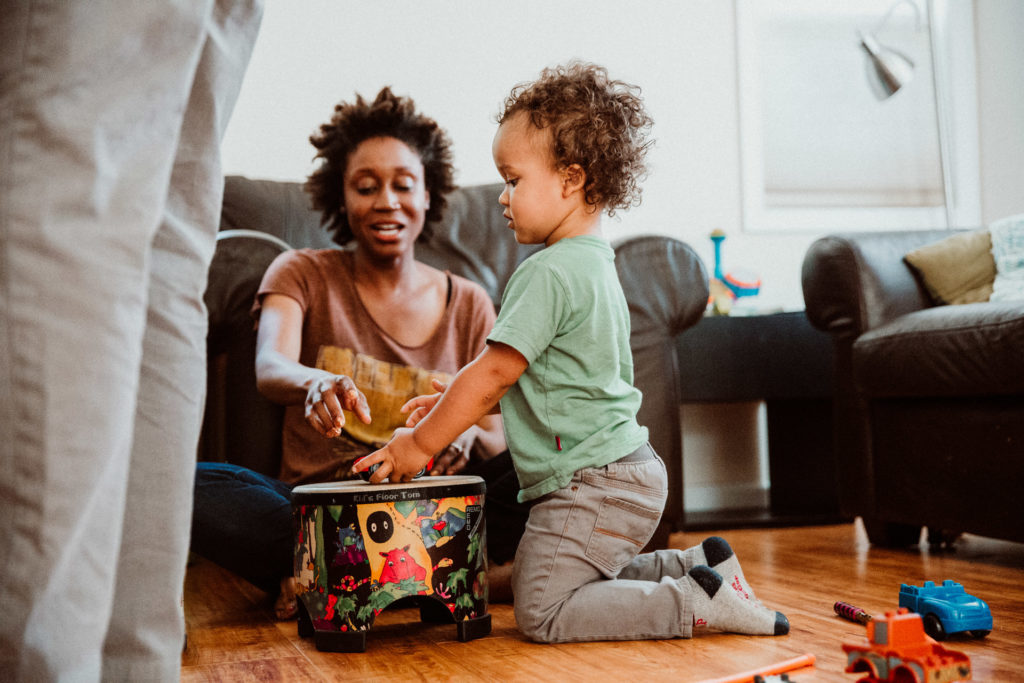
[{"left": 990, "top": 213, "right": 1024, "bottom": 302}]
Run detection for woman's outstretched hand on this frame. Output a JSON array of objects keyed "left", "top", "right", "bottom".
[{"left": 304, "top": 374, "right": 371, "bottom": 438}]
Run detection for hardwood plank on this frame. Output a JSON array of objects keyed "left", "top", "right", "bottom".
[
  {"left": 183, "top": 522, "right": 1024, "bottom": 681},
  {"left": 181, "top": 657, "right": 328, "bottom": 683}
]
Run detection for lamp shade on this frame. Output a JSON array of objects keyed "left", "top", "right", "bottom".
[{"left": 860, "top": 32, "right": 915, "bottom": 99}]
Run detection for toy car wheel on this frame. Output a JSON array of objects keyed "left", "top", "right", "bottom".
[
  {"left": 971, "top": 629, "right": 990, "bottom": 638},
  {"left": 923, "top": 613, "right": 946, "bottom": 640}
]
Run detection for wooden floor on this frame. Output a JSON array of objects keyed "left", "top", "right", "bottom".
[{"left": 182, "top": 521, "right": 1024, "bottom": 682}]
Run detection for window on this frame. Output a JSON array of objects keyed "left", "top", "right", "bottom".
[{"left": 736, "top": 0, "right": 979, "bottom": 232}]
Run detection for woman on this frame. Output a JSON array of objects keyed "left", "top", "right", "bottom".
[{"left": 191, "top": 87, "right": 507, "bottom": 619}]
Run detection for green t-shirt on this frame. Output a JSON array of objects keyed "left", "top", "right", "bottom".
[{"left": 487, "top": 235, "right": 649, "bottom": 502}]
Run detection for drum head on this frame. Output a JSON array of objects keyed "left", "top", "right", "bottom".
[{"left": 292, "top": 475, "right": 485, "bottom": 504}]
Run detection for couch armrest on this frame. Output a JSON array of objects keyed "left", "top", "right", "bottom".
[
  {"left": 200, "top": 230, "right": 290, "bottom": 476},
  {"left": 802, "top": 230, "right": 956, "bottom": 339},
  {"left": 614, "top": 235, "right": 709, "bottom": 339},
  {"left": 221, "top": 176, "right": 335, "bottom": 249},
  {"left": 614, "top": 235, "right": 709, "bottom": 528}
]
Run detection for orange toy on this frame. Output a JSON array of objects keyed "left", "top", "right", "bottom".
[{"left": 842, "top": 608, "right": 971, "bottom": 682}]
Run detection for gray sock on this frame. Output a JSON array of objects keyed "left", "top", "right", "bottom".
[
  {"left": 699, "top": 536, "right": 761, "bottom": 605},
  {"left": 687, "top": 565, "right": 788, "bottom": 636}
]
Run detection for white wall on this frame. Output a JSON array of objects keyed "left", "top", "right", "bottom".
[
  {"left": 224, "top": 0, "right": 800, "bottom": 310},
  {"left": 223, "top": 1, "right": 1022, "bottom": 312},
  {"left": 975, "top": 0, "right": 1024, "bottom": 224}
]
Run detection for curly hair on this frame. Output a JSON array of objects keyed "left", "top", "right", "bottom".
[
  {"left": 305, "top": 87, "right": 456, "bottom": 245},
  {"left": 497, "top": 61, "right": 654, "bottom": 216}
]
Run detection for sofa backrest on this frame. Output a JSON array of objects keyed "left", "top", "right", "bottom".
[
  {"left": 220, "top": 175, "right": 540, "bottom": 307},
  {"left": 203, "top": 175, "right": 709, "bottom": 528}
]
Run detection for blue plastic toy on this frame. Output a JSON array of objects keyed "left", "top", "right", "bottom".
[
  {"left": 898, "top": 580, "right": 992, "bottom": 640},
  {"left": 708, "top": 230, "right": 761, "bottom": 315}
]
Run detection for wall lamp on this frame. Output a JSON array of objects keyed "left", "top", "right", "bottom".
[
  {"left": 859, "top": 0, "right": 921, "bottom": 99},
  {"left": 858, "top": 0, "right": 953, "bottom": 226}
]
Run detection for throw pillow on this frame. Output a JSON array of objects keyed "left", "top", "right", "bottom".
[
  {"left": 903, "top": 229, "right": 995, "bottom": 305},
  {"left": 989, "top": 213, "right": 1024, "bottom": 303}
]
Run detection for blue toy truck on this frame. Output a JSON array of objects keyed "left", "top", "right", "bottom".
[{"left": 898, "top": 580, "right": 992, "bottom": 640}]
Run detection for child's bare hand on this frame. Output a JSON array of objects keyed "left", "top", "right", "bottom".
[
  {"left": 351, "top": 428, "right": 432, "bottom": 483},
  {"left": 305, "top": 375, "right": 371, "bottom": 438},
  {"left": 401, "top": 378, "right": 448, "bottom": 427}
]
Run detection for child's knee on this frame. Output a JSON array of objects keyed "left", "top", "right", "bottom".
[{"left": 514, "top": 602, "right": 554, "bottom": 643}]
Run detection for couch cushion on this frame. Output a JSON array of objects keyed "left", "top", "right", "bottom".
[
  {"left": 989, "top": 213, "right": 1024, "bottom": 303},
  {"left": 853, "top": 302, "right": 1024, "bottom": 397},
  {"left": 903, "top": 228, "right": 995, "bottom": 305}
]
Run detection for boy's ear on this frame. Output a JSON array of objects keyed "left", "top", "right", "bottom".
[{"left": 561, "top": 164, "right": 586, "bottom": 197}]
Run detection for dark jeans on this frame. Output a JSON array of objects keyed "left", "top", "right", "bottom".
[
  {"left": 191, "top": 462, "right": 294, "bottom": 594},
  {"left": 190, "top": 453, "right": 529, "bottom": 593}
]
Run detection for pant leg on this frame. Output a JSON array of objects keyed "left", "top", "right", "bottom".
[
  {"left": 191, "top": 462, "right": 294, "bottom": 594},
  {"left": 100, "top": 2, "right": 263, "bottom": 679},
  {"left": 0, "top": 2, "right": 215, "bottom": 680},
  {"left": 617, "top": 548, "right": 697, "bottom": 582},
  {"left": 512, "top": 448, "right": 697, "bottom": 642}
]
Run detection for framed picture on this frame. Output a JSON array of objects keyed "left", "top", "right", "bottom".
[{"left": 735, "top": 0, "right": 979, "bottom": 232}]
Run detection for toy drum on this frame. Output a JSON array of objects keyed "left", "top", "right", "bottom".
[{"left": 291, "top": 475, "right": 490, "bottom": 652}]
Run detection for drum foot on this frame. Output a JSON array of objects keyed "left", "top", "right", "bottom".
[
  {"left": 313, "top": 629, "right": 368, "bottom": 653},
  {"left": 456, "top": 612, "right": 492, "bottom": 642},
  {"left": 419, "top": 596, "right": 491, "bottom": 642}
]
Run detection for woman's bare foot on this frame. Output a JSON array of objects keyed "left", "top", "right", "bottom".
[
  {"left": 275, "top": 576, "right": 298, "bottom": 620},
  {"left": 488, "top": 561, "right": 514, "bottom": 603}
]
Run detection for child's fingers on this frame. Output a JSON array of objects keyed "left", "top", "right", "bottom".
[
  {"left": 351, "top": 453, "right": 383, "bottom": 474},
  {"left": 400, "top": 392, "right": 440, "bottom": 414},
  {"left": 368, "top": 462, "right": 391, "bottom": 484},
  {"left": 430, "top": 378, "right": 448, "bottom": 392},
  {"left": 405, "top": 406, "right": 428, "bottom": 427}
]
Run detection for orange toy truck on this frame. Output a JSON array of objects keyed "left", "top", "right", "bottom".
[{"left": 842, "top": 608, "right": 971, "bottom": 683}]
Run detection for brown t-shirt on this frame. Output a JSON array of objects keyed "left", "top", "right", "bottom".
[{"left": 254, "top": 248, "right": 496, "bottom": 485}]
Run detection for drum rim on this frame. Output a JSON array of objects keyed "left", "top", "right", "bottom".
[{"left": 291, "top": 475, "right": 486, "bottom": 505}]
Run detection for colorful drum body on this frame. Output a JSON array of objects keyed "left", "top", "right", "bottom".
[{"left": 291, "top": 476, "right": 490, "bottom": 652}]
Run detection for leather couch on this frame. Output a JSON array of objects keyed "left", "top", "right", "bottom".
[
  {"left": 200, "top": 175, "right": 710, "bottom": 548},
  {"left": 801, "top": 230, "right": 1024, "bottom": 546}
]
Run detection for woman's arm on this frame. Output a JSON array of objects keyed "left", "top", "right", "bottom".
[
  {"left": 469, "top": 414, "right": 507, "bottom": 458},
  {"left": 255, "top": 293, "right": 370, "bottom": 437},
  {"left": 355, "top": 342, "right": 527, "bottom": 483}
]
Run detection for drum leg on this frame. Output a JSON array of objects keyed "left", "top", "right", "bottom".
[
  {"left": 297, "top": 597, "right": 313, "bottom": 639},
  {"left": 313, "top": 628, "right": 368, "bottom": 653},
  {"left": 456, "top": 613, "right": 492, "bottom": 642}
]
